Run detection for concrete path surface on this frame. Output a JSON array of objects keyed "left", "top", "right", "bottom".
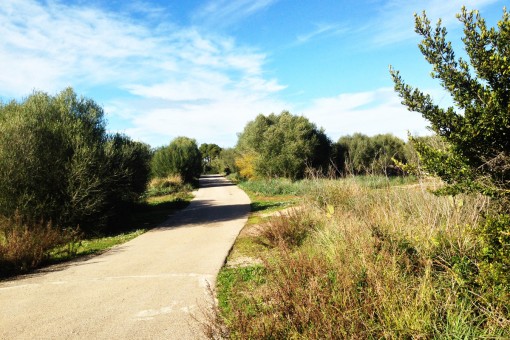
[{"left": 0, "top": 175, "right": 250, "bottom": 339}]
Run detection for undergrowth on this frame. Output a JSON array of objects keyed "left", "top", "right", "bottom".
[
  {"left": 212, "top": 177, "right": 510, "bottom": 338},
  {"left": 0, "top": 190, "right": 193, "bottom": 278},
  {"left": 144, "top": 174, "right": 194, "bottom": 198}
]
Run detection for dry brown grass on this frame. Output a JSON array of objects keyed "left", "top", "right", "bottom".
[
  {"left": 0, "top": 214, "right": 80, "bottom": 277},
  {"left": 211, "top": 177, "right": 510, "bottom": 338}
]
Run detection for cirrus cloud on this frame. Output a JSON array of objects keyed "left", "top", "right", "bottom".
[{"left": 0, "top": 0, "right": 286, "bottom": 147}]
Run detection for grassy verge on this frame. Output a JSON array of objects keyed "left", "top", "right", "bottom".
[
  {"left": 48, "top": 191, "right": 193, "bottom": 264},
  {"left": 223, "top": 179, "right": 300, "bottom": 265},
  {"left": 212, "top": 177, "right": 510, "bottom": 338}
]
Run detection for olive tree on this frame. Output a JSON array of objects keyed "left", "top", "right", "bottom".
[
  {"left": 0, "top": 88, "right": 151, "bottom": 230},
  {"left": 151, "top": 137, "right": 202, "bottom": 182},
  {"left": 335, "top": 133, "right": 407, "bottom": 175},
  {"left": 391, "top": 7, "right": 510, "bottom": 197},
  {"left": 236, "top": 111, "right": 332, "bottom": 180}
]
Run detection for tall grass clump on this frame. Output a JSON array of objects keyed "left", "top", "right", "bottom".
[
  {"left": 214, "top": 178, "right": 509, "bottom": 338},
  {"left": 145, "top": 175, "right": 193, "bottom": 198},
  {"left": 0, "top": 214, "right": 80, "bottom": 277},
  {"left": 257, "top": 208, "right": 318, "bottom": 249}
]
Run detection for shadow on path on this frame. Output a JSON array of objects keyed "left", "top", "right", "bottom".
[
  {"left": 1, "top": 175, "right": 249, "bottom": 281},
  {"left": 158, "top": 175, "right": 250, "bottom": 229},
  {"left": 198, "top": 174, "right": 236, "bottom": 188}
]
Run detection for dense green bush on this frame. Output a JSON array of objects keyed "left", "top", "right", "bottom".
[
  {"left": 334, "top": 133, "right": 407, "bottom": 175},
  {"left": 236, "top": 111, "right": 332, "bottom": 180},
  {"left": 0, "top": 88, "right": 151, "bottom": 231},
  {"left": 151, "top": 136, "right": 202, "bottom": 182},
  {"left": 391, "top": 7, "right": 510, "bottom": 306}
]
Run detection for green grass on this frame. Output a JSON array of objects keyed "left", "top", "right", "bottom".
[{"left": 239, "top": 178, "right": 316, "bottom": 196}]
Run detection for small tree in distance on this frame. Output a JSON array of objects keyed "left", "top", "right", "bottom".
[
  {"left": 199, "top": 143, "right": 222, "bottom": 173},
  {"left": 236, "top": 111, "right": 332, "bottom": 180},
  {"left": 391, "top": 7, "right": 510, "bottom": 197},
  {"left": 151, "top": 136, "right": 202, "bottom": 183}
]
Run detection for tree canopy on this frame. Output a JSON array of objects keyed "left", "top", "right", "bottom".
[
  {"left": 236, "top": 111, "right": 332, "bottom": 180},
  {"left": 391, "top": 7, "right": 510, "bottom": 197},
  {"left": 151, "top": 136, "right": 202, "bottom": 182},
  {"left": 0, "top": 88, "right": 151, "bottom": 230}
]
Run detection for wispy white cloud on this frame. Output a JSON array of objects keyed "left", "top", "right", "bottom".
[
  {"left": 301, "top": 88, "right": 431, "bottom": 141},
  {"left": 370, "top": 0, "right": 501, "bottom": 46},
  {"left": 295, "top": 24, "right": 348, "bottom": 45},
  {"left": 192, "top": 0, "right": 279, "bottom": 29},
  {"left": 0, "top": 0, "right": 286, "bottom": 147}
]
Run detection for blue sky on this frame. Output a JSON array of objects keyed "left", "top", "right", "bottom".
[{"left": 0, "top": 0, "right": 505, "bottom": 147}]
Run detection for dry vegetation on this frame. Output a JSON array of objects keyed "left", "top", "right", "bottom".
[{"left": 210, "top": 177, "right": 509, "bottom": 338}]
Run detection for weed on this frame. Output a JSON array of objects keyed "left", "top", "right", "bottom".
[
  {"left": 0, "top": 214, "right": 80, "bottom": 277},
  {"left": 256, "top": 208, "right": 317, "bottom": 249},
  {"left": 212, "top": 177, "right": 510, "bottom": 338}
]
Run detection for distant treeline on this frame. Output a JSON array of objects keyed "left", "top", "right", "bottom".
[{"left": 207, "top": 111, "right": 430, "bottom": 180}]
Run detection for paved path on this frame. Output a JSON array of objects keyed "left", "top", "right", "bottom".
[{"left": 0, "top": 175, "right": 250, "bottom": 339}]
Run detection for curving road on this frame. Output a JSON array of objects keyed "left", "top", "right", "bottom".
[{"left": 0, "top": 175, "right": 250, "bottom": 339}]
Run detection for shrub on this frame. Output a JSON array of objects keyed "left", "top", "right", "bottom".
[
  {"left": 151, "top": 136, "right": 202, "bottom": 182},
  {"left": 391, "top": 7, "right": 510, "bottom": 197},
  {"left": 477, "top": 214, "right": 510, "bottom": 315},
  {"left": 145, "top": 175, "right": 192, "bottom": 197},
  {"left": 236, "top": 111, "right": 332, "bottom": 180},
  {"left": 334, "top": 133, "right": 407, "bottom": 175},
  {"left": 0, "top": 88, "right": 151, "bottom": 231}
]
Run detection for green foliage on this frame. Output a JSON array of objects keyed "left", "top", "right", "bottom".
[
  {"left": 334, "top": 133, "right": 407, "bottom": 175},
  {"left": 0, "top": 88, "right": 151, "bottom": 231},
  {"left": 236, "top": 111, "right": 332, "bottom": 180},
  {"left": 391, "top": 7, "right": 510, "bottom": 197},
  {"left": 477, "top": 214, "right": 510, "bottom": 311},
  {"left": 212, "top": 147, "right": 238, "bottom": 175},
  {"left": 199, "top": 143, "right": 222, "bottom": 173},
  {"left": 102, "top": 134, "right": 152, "bottom": 219},
  {"left": 151, "top": 136, "right": 202, "bottom": 182}
]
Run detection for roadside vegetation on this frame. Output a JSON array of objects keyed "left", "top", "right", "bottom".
[
  {"left": 0, "top": 90, "right": 198, "bottom": 278},
  {"left": 211, "top": 176, "right": 508, "bottom": 338},
  {"left": 205, "top": 7, "right": 510, "bottom": 338}
]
